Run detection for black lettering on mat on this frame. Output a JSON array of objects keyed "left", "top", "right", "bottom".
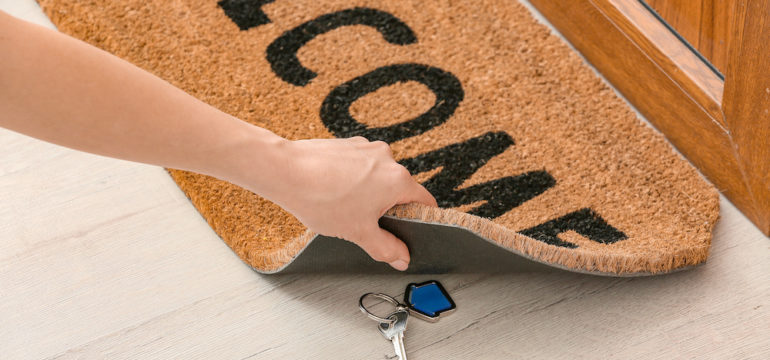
[
  {"left": 399, "top": 132, "right": 557, "bottom": 219},
  {"left": 266, "top": 8, "right": 418, "bottom": 86},
  {"left": 217, "top": 4, "right": 630, "bottom": 247},
  {"left": 518, "top": 208, "right": 628, "bottom": 248},
  {"left": 320, "top": 64, "right": 463, "bottom": 143},
  {"left": 218, "top": 0, "right": 275, "bottom": 30}
]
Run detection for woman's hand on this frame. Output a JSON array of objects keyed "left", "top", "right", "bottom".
[
  {"left": 1, "top": 11, "right": 437, "bottom": 270},
  {"left": 267, "top": 136, "right": 437, "bottom": 271}
]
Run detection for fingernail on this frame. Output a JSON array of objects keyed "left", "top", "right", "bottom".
[{"left": 389, "top": 259, "right": 409, "bottom": 271}]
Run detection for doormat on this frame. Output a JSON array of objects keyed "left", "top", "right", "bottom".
[{"left": 37, "top": 0, "right": 720, "bottom": 275}]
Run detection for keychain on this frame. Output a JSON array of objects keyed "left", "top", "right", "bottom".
[{"left": 358, "top": 280, "right": 456, "bottom": 360}]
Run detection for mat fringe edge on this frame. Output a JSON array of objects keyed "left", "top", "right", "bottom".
[
  {"left": 246, "top": 203, "right": 715, "bottom": 275},
  {"left": 168, "top": 169, "right": 715, "bottom": 275}
]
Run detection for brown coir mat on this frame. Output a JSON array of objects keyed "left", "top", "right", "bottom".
[{"left": 37, "top": 0, "right": 720, "bottom": 275}]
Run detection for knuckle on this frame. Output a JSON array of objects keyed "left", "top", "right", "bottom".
[
  {"left": 371, "top": 246, "right": 397, "bottom": 263},
  {"left": 369, "top": 251, "right": 387, "bottom": 262},
  {"left": 348, "top": 136, "right": 368, "bottom": 144},
  {"left": 373, "top": 140, "right": 391, "bottom": 152},
  {"left": 393, "top": 164, "right": 412, "bottom": 180},
  {"left": 350, "top": 224, "right": 367, "bottom": 241}
]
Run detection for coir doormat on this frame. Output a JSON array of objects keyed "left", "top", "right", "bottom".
[{"left": 37, "top": 0, "right": 720, "bottom": 275}]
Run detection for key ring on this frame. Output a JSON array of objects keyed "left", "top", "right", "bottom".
[{"left": 359, "top": 292, "right": 406, "bottom": 324}]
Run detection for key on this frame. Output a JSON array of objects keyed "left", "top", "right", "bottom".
[{"left": 378, "top": 309, "right": 409, "bottom": 360}]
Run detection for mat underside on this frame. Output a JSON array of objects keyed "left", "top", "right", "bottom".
[{"left": 268, "top": 216, "right": 698, "bottom": 276}]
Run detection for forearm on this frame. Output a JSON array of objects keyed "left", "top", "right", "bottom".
[
  {"left": 0, "top": 11, "right": 436, "bottom": 270},
  {"left": 0, "top": 11, "right": 286, "bottom": 194}
]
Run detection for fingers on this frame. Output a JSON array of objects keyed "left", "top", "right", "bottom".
[
  {"left": 398, "top": 178, "right": 438, "bottom": 207},
  {"left": 347, "top": 137, "right": 394, "bottom": 160},
  {"left": 348, "top": 136, "right": 368, "bottom": 144},
  {"left": 411, "top": 182, "right": 438, "bottom": 207},
  {"left": 355, "top": 226, "right": 410, "bottom": 271},
  {"left": 371, "top": 140, "right": 393, "bottom": 159}
]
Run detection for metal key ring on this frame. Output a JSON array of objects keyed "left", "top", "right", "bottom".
[{"left": 359, "top": 292, "right": 405, "bottom": 324}]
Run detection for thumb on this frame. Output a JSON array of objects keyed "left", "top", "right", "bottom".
[
  {"left": 399, "top": 181, "right": 438, "bottom": 208},
  {"left": 355, "top": 226, "right": 411, "bottom": 271}
]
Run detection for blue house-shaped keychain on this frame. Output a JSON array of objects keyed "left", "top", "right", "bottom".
[{"left": 403, "top": 280, "right": 456, "bottom": 322}]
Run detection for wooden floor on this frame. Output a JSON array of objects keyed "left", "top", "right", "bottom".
[{"left": 1, "top": 1, "right": 768, "bottom": 359}]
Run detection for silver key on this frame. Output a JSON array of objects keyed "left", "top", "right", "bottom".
[{"left": 379, "top": 310, "right": 409, "bottom": 360}]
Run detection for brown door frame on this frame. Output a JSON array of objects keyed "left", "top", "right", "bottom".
[{"left": 529, "top": 0, "right": 770, "bottom": 235}]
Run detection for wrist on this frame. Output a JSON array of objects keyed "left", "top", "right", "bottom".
[{"left": 205, "top": 121, "right": 291, "bottom": 197}]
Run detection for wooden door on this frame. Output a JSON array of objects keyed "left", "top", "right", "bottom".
[
  {"left": 644, "top": 0, "right": 731, "bottom": 74},
  {"left": 529, "top": 0, "right": 770, "bottom": 235}
]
